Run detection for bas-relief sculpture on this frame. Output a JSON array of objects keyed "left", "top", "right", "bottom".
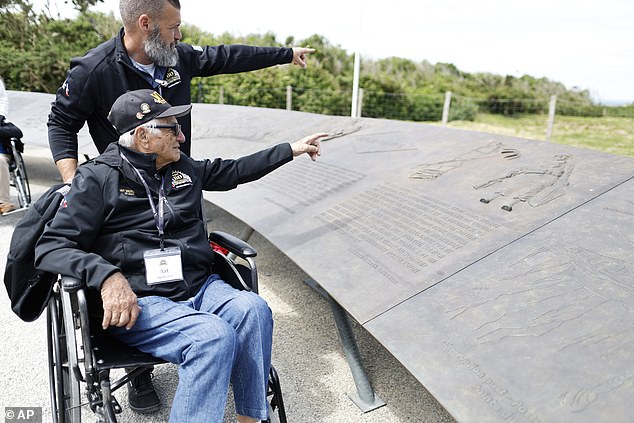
[
  {"left": 192, "top": 104, "right": 634, "bottom": 422},
  {"left": 366, "top": 179, "right": 634, "bottom": 423}
]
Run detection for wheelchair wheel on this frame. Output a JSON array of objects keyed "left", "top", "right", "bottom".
[
  {"left": 47, "top": 292, "right": 82, "bottom": 423},
  {"left": 266, "top": 366, "right": 287, "bottom": 423},
  {"left": 9, "top": 138, "right": 31, "bottom": 207},
  {"left": 267, "top": 402, "right": 280, "bottom": 423}
]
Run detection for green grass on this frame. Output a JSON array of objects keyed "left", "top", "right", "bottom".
[{"left": 434, "top": 113, "right": 634, "bottom": 158}]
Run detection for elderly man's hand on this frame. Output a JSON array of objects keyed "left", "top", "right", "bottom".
[
  {"left": 290, "top": 132, "right": 329, "bottom": 161},
  {"left": 291, "top": 47, "right": 315, "bottom": 68},
  {"left": 101, "top": 272, "right": 140, "bottom": 330}
]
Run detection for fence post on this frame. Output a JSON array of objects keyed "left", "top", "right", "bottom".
[
  {"left": 286, "top": 85, "right": 293, "bottom": 111},
  {"left": 351, "top": 51, "right": 361, "bottom": 117},
  {"left": 546, "top": 94, "right": 557, "bottom": 141},
  {"left": 218, "top": 86, "right": 224, "bottom": 105},
  {"left": 441, "top": 91, "right": 452, "bottom": 126},
  {"left": 357, "top": 88, "right": 364, "bottom": 118}
]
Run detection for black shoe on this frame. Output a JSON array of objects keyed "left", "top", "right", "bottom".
[{"left": 127, "top": 368, "right": 161, "bottom": 414}]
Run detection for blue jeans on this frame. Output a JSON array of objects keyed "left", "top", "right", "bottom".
[{"left": 109, "top": 275, "right": 273, "bottom": 422}]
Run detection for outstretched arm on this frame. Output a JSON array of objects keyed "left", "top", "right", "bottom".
[{"left": 200, "top": 133, "right": 329, "bottom": 191}]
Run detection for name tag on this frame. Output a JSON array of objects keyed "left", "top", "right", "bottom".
[{"left": 144, "top": 247, "right": 183, "bottom": 285}]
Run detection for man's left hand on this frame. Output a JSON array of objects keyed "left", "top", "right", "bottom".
[{"left": 291, "top": 47, "right": 315, "bottom": 68}]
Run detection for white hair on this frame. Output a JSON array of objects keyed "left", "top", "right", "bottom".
[{"left": 118, "top": 119, "right": 161, "bottom": 147}]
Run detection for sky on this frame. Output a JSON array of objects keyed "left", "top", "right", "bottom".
[{"left": 36, "top": 0, "right": 634, "bottom": 105}]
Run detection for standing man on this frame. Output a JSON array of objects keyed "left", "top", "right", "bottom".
[{"left": 48, "top": 0, "right": 314, "bottom": 184}]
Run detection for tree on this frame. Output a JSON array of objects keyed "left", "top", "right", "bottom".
[
  {"left": 1, "top": 0, "right": 103, "bottom": 13},
  {"left": 69, "top": 0, "right": 104, "bottom": 13},
  {"left": 0, "top": 5, "right": 117, "bottom": 92}
]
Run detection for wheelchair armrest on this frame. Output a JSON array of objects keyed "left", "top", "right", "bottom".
[
  {"left": 209, "top": 231, "right": 257, "bottom": 258},
  {"left": 61, "top": 275, "right": 85, "bottom": 293}
]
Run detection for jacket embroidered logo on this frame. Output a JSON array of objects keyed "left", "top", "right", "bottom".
[
  {"left": 165, "top": 68, "right": 182, "bottom": 87},
  {"left": 171, "top": 170, "right": 192, "bottom": 188}
]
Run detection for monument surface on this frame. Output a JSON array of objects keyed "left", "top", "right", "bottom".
[
  {"left": 192, "top": 104, "right": 634, "bottom": 423},
  {"left": 7, "top": 90, "right": 95, "bottom": 154}
]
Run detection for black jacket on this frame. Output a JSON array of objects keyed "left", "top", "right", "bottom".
[
  {"left": 48, "top": 28, "right": 293, "bottom": 160},
  {"left": 34, "top": 142, "right": 292, "bottom": 312}
]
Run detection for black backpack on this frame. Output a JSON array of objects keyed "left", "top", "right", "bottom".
[{"left": 4, "top": 183, "right": 70, "bottom": 322}]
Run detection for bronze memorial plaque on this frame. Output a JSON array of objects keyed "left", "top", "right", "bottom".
[{"left": 191, "top": 104, "right": 633, "bottom": 422}]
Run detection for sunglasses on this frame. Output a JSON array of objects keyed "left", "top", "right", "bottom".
[{"left": 131, "top": 123, "right": 182, "bottom": 136}]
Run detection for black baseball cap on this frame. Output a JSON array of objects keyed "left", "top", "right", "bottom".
[{"left": 107, "top": 89, "right": 192, "bottom": 135}]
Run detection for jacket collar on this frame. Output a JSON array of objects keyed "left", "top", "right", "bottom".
[
  {"left": 95, "top": 143, "right": 159, "bottom": 175},
  {"left": 115, "top": 28, "right": 132, "bottom": 65}
]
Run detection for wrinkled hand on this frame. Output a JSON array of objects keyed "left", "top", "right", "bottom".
[
  {"left": 291, "top": 47, "right": 315, "bottom": 68},
  {"left": 290, "top": 132, "right": 329, "bottom": 161},
  {"left": 100, "top": 272, "right": 140, "bottom": 330}
]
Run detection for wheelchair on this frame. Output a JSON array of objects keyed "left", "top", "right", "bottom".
[
  {"left": 3, "top": 136, "right": 31, "bottom": 208},
  {"left": 46, "top": 231, "right": 287, "bottom": 423}
]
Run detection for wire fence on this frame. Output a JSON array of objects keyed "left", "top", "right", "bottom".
[{"left": 193, "top": 84, "right": 632, "bottom": 140}]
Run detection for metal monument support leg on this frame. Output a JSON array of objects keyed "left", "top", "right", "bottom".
[
  {"left": 305, "top": 279, "right": 386, "bottom": 413},
  {"left": 238, "top": 226, "right": 255, "bottom": 243},
  {"left": 232, "top": 221, "right": 385, "bottom": 412}
]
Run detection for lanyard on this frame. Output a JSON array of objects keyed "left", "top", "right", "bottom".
[{"left": 120, "top": 152, "right": 167, "bottom": 250}]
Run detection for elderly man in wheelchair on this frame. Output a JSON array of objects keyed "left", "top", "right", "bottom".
[{"left": 35, "top": 89, "right": 326, "bottom": 423}]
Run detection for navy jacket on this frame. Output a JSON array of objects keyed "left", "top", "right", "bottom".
[
  {"left": 48, "top": 28, "right": 293, "bottom": 160},
  {"left": 35, "top": 142, "right": 292, "bottom": 313}
]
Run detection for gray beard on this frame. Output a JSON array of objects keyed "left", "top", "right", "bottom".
[{"left": 144, "top": 25, "right": 178, "bottom": 67}]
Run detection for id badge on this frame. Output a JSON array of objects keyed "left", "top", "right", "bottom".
[{"left": 144, "top": 247, "right": 183, "bottom": 285}]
